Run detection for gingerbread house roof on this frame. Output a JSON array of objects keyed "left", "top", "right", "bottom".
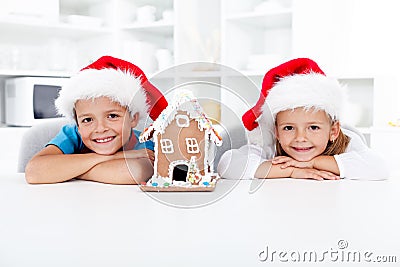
[{"left": 140, "top": 91, "right": 222, "bottom": 146}]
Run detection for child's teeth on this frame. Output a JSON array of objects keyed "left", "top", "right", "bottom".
[{"left": 97, "top": 137, "right": 112, "bottom": 143}]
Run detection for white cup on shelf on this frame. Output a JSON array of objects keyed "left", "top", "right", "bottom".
[
  {"left": 136, "top": 5, "right": 156, "bottom": 24},
  {"left": 155, "top": 49, "right": 173, "bottom": 70},
  {"left": 162, "top": 9, "right": 174, "bottom": 23},
  {"left": 124, "top": 41, "right": 157, "bottom": 74}
]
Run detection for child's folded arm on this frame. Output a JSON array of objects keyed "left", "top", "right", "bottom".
[
  {"left": 217, "top": 144, "right": 267, "bottom": 179},
  {"left": 334, "top": 150, "right": 390, "bottom": 180},
  {"left": 273, "top": 155, "right": 340, "bottom": 176},
  {"left": 25, "top": 145, "right": 112, "bottom": 184},
  {"left": 79, "top": 157, "right": 153, "bottom": 185},
  {"left": 256, "top": 161, "right": 339, "bottom": 181}
]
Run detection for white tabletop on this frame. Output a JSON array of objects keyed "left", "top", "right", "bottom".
[{"left": 1, "top": 174, "right": 399, "bottom": 267}]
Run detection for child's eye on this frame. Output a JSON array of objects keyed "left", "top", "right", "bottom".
[
  {"left": 81, "top": 117, "right": 92, "bottom": 123},
  {"left": 310, "top": 125, "right": 320, "bottom": 130},
  {"left": 108, "top": 113, "right": 120, "bottom": 119},
  {"left": 283, "top": 126, "right": 293, "bottom": 131}
]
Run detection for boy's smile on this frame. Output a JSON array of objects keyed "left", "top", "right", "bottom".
[
  {"left": 93, "top": 136, "right": 115, "bottom": 143},
  {"left": 75, "top": 96, "right": 139, "bottom": 155}
]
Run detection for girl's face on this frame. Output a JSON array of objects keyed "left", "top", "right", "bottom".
[
  {"left": 75, "top": 97, "right": 139, "bottom": 155},
  {"left": 275, "top": 107, "right": 340, "bottom": 161}
]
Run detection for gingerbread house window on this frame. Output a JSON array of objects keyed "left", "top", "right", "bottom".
[
  {"left": 175, "top": 114, "right": 190, "bottom": 127},
  {"left": 185, "top": 138, "right": 199, "bottom": 154},
  {"left": 160, "top": 139, "right": 174, "bottom": 154}
]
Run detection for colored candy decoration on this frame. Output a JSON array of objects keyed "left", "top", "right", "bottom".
[{"left": 152, "top": 182, "right": 158, "bottom": 187}]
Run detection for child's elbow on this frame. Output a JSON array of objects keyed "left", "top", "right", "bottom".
[
  {"left": 24, "top": 162, "right": 42, "bottom": 184},
  {"left": 25, "top": 176, "right": 40, "bottom": 184},
  {"left": 25, "top": 172, "right": 39, "bottom": 184}
]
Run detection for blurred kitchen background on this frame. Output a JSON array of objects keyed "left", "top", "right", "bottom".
[{"left": 1, "top": 0, "right": 400, "bottom": 175}]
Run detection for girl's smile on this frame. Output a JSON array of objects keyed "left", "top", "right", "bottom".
[{"left": 292, "top": 146, "right": 313, "bottom": 152}]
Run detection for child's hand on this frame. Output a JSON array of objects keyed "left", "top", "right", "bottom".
[
  {"left": 115, "top": 149, "right": 155, "bottom": 162},
  {"left": 272, "top": 156, "right": 314, "bottom": 169},
  {"left": 290, "top": 167, "right": 340, "bottom": 181},
  {"left": 127, "top": 149, "right": 155, "bottom": 162}
]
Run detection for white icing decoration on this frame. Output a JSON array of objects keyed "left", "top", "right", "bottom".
[
  {"left": 185, "top": 138, "right": 199, "bottom": 154},
  {"left": 139, "top": 125, "right": 154, "bottom": 143},
  {"left": 172, "top": 181, "right": 192, "bottom": 187},
  {"left": 203, "top": 130, "right": 209, "bottom": 175},
  {"left": 148, "top": 176, "right": 170, "bottom": 186},
  {"left": 175, "top": 114, "right": 190, "bottom": 127},
  {"left": 153, "top": 133, "right": 159, "bottom": 178},
  {"left": 140, "top": 90, "right": 222, "bottom": 147},
  {"left": 160, "top": 138, "right": 174, "bottom": 154}
]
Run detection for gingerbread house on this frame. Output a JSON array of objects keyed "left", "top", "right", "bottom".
[{"left": 139, "top": 91, "right": 222, "bottom": 191}]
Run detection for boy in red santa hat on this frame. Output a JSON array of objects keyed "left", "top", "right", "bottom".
[
  {"left": 218, "top": 58, "right": 389, "bottom": 180},
  {"left": 25, "top": 56, "right": 168, "bottom": 184}
]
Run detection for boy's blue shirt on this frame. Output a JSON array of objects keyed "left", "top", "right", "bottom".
[{"left": 47, "top": 124, "right": 154, "bottom": 154}]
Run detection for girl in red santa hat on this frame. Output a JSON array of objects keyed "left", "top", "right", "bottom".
[
  {"left": 25, "top": 56, "right": 168, "bottom": 184},
  {"left": 218, "top": 58, "right": 389, "bottom": 181}
]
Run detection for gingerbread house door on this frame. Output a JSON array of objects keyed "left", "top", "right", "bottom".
[{"left": 172, "top": 164, "right": 188, "bottom": 182}]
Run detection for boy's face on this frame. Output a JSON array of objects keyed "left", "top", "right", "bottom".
[
  {"left": 275, "top": 107, "right": 339, "bottom": 161},
  {"left": 75, "top": 96, "right": 139, "bottom": 155}
]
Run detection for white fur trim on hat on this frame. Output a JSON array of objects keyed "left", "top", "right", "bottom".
[
  {"left": 246, "top": 107, "right": 276, "bottom": 151},
  {"left": 55, "top": 68, "right": 148, "bottom": 122},
  {"left": 262, "top": 73, "right": 346, "bottom": 121},
  {"left": 248, "top": 73, "right": 346, "bottom": 148}
]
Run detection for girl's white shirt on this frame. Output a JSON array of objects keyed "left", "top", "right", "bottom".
[{"left": 217, "top": 128, "right": 390, "bottom": 180}]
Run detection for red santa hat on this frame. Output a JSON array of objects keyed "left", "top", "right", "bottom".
[
  {"left": 55, "top": 55, "right": 168, "bottom": 122},
  {"left": 242, "top": 58, "right": 345, "bottom": 147}
]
